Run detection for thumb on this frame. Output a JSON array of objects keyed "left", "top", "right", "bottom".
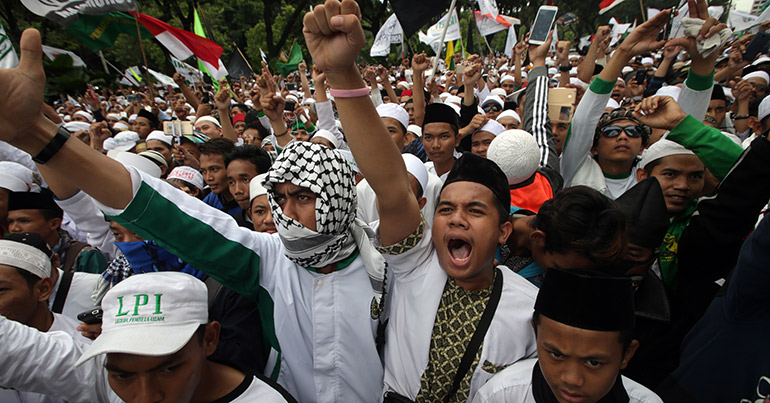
[
  {"left": 18, "top": 29, "right": 45, "bottom": 81},
  {"left": 665, "top": 37, "right": 691, "bottom": 49}
]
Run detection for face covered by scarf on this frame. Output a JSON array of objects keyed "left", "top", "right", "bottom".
[{"left": 263, "top": 141, "right": 387, "bottom": 317}]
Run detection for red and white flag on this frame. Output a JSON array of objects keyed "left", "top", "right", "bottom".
[
  {"left": 131, "top": 12, "right": 223, "bottom": 76},
  {"left": 599, "top": 0, "right": 628, "bottom": 15}
]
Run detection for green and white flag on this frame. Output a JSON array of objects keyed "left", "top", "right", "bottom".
[{"left": 0, "top": 22, "right": 19, "bottom": 69}]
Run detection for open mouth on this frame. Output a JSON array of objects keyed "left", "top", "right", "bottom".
[{"left": 447, "top": 238, "right": 472, "bottom": 266}]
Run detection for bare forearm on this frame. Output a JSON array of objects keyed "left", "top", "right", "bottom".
[
  {"left": 218, "top": 107, "right": 237, "bottom": 142},
  {"left": 180, "top": 84, "right": 200, "bottom": 110},
  {"left": 598, "top": 49, "right": 631, "bottom": 83},
  {"left": 300, "top": 73, "right": 312, "bottom": 99},
  {"left": 578, "top": 43, "right": 598, "bottom": 84},
  {"left": 412, "top": 75, "right": 426, "bottom": 126}
]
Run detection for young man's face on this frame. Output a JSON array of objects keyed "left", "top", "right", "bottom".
[
  {"left": 381, "top": 117, "right": 407, "bottom": 151},
  {"left": 592, "top": 120, "right": 644, "bottom": 168},
  {"left": 226, "top": 159, "right": 259, "bottom": 210},
  {"left": 200, "top": 154, "right": 228, "bottom": 195},
  {"left": 536, "top": 315, "right": 637, "bottom": 403},
  {"left": 705, "top": 99, "right": 726, "bottom": 128},
  {"left": 501, "top": 81, "right": 515, "bottom": 94},
  {"left": 105, "top": 325, "right": 217, "bottom": 403},
  {"left": 233, "top": 121, "right": 246, "bottom": 136},
  {"left": 422, "top": 122, "right": 459, "bottom": 166},
  {"left": 293, "top": 129, "right": 310, "bottom": 142},
  {"left": 250, "top": 195, "right": 276, "bottom": 234},
  {"left": 637, "top": 155, "right": 705, "bottom": 215},
  {"left": 611, "top": 81, "right": 625, "bottom": 102},
  {"left": 7, "top": 210, "right": 59, "bottom": 245},
  {"left": 134, "top": 117, "right": 153, "bottom": 139},
  {"left": 432, "top": 182, "right": 511, "bottom": 290},
  {"left": 497, "top": 116, "right": 520, "bottom": 130},
  {"left": 109, "top": 221, "right": 143, "bottom": 243},
  {"left": 309, "top": 137, "right": 334, "bottom": 149},
  {"left": 404, "top": 103, "right": 415, "bottom": 124},
  {"left": 194, "top": 121, "right": 222, "bottom": 139},
  {"left": 471, "top": 131, "right": 495, "bottom": 158},
  {"left": 551, "top": 122, "right": 569, "bottom": 155},
  {"left": 0, "top": 265, "right": 47, "bottom": 326},
  {"left": 271, "top": 182, "right": 318, "bottom": 232},
  {"left": 146, "top": 140, "right": 174, "bottom": 168},
  {"left": 242, "top": 128, "right": 262, "bottom": 146}
]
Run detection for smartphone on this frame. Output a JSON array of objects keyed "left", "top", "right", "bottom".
[
  {"left": 744, "top": 32, "right": 770, "bottom": 62},
  {"left": 286, "top": 82, "right": 298, "bottom": 91},
  {"left": 548, "top": 87, "right": 577, "bottom": 123},
  {"left": 77, "top": 308, "right": 103, "bottom": 325},
  {"left": 127, "top": 94, "right": 142, "bottom": 103},
  {"left": 284, "top": 101, "right": 296, "bottom": 111},
  {"left": 528, "top": 6, "right": 558, "bottom": 45}
]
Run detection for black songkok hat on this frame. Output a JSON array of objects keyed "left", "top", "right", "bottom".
[
  {"left": 711, "top": 84, "right": 726, "bottom": 102},
  {"left": 535, "top": 268, "right": 635, "bottom": 331},
  {"left": 8, "top": 188, "right": 63, "bottom": 218},
  {"left": 137, "top": 109, "right": 160, "bottom": 129},
  {"left": 442, "top": 153, "right": 510, "bottom": 212},
  {"left": 614, "top": 177, "right": 669, "bottom": 249},
  {"left": 423, "top": 103, "right": 459, "bottom": 134},
  {"left": 4, "top": 232, "right": 53, "bottom": 258}
]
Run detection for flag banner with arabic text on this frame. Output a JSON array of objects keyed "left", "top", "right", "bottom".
[{"left": 21, "top": 0, "right": 137, "bottom": 26}]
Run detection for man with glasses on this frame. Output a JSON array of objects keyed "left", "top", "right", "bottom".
[
  {"left": 480, "top": 96, "right": 504, "bottom": 120},
  {"left": 742, "top": 71, "right": 769, "bottom": 103}
]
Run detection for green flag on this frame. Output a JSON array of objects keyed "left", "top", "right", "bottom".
[
  {"left": 194, "top": 8, "right": 220, "bottom": 90},
  {"left": 276, "top": 42, "right": 303, "bottom": 76},
  {"left": 65, "top": 12, "right": 152, "bottom": 52}
]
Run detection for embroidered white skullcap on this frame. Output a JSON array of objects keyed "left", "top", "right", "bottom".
[
  {"left": 487, "top": 129, "right": 540, "bottom": 185},
  {"left": 402, "top": 153, "right": 428, "bottom": 194},
  {"left": 195, "top": 116, "right": 222, "bottom": 128},
  {"left": 742, "top": 70, "right": 769, "bottom": 84},
  {"left": 476, "top": 119, "right": 506, "bottom": 137},
  {"left": 312, "top": 129, "right": 340, "bottom": 149},
  {"left": 497, "top": 109, "right": 521, "bottom": 124},
  {"left": 639, "top": 139, "right": 696, "bottom": 170},
  {"left": 146, "top": 130, "right": 173, "bottom": 146},
  {"left": 490, "top": 88, "right": 507, "bottom": 99},
  {"left": 376, "top": 103, "right": 410, "bottom": 130},
  {"left": 407, "top": 125, "right": 422, "bottom": 137},
  {"left": 0, "top": 240, "right": 51, "bottom": 279}
]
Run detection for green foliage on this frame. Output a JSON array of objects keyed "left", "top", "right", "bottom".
[{"left": 43, "top": 54, "right": 90, "bottom": 99}]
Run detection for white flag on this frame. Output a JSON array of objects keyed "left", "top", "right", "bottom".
[
  {"left": 707, "top": 6, "right": 724, "bottom": 20},
  {"left": 727, "top": 8, "right": 760, "bottom": 32},
  {"left": 371, "top": 14, "right": 403, "bottom": 57},
  {"left": 646, "top": 8, "right": 660, "bottom": 21},
  {"left": 474, "top": 12, "right": 510, "bottom": 37},
  {"left": 42, "top": 45, "right": 86, "bottom": 68},
  {"left": 610, "top": 23, "right": 631, "bottom": 47},
  {"left": 579, "top": 35, "right": 592, "bottom": 50},
  {"left": 170, "top": 56, "right": 202, "bottom": 84},
  {"left": 477, "top": 0, "right": 499, "bottom": 18},
  {"left": 0, "top": 22, "right": 18, "bottom": 69},
  {"left": 504, "top": 25, "right": 517, "bottom": 58},
  {"left": 148, "top": 68, "right": 178, "bottom": 88},
  {"left": 418, "top": 9, "right": 461, "bottom": 52},
  {"left": 260, "top": 48, "right": 267, "bottom": 64}
]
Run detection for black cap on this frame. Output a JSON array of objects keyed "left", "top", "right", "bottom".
[
  {"left": 8, "top": 189, "right": 63, "bottom": 218},
  {"left": 535, "top": 268, "right": 635, "bottom": 331},
  {"left": 711, "top": 84, "right": 726, "bottom": 102},
  {"left": 614, "top": 177, "right": 669, "bottom": 249},
  {"left": 423, "top": 103, "right": 459, "bottom": 134},
  {"left": 137, "top": 109, "right": 160, "bottom": 129},
  {"left": 442, "top": 153, "right": 510, "bottom": 213},
  {"left": 3, "top": 232, "right": 53, "bottom": 258}
]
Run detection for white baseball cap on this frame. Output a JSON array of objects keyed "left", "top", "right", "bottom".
[
  {"left": 167, "top": 166, "right": 205, "bottom": 191},
  {"left": 75, "top": 272, "right": 208, "bottom": 366}
]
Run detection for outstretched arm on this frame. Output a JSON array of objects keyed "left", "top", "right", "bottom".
[{"left": 302, "top": 0, "right": 420, "bottom": 246}]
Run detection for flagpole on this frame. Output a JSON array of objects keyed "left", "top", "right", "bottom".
[
  {"left": 98, "top": 50, "right": 109, "bottom": 73},
  {"left": 428, "top": 0, "right": 458, "bottom": 84},
  {"left": 639, "top": 0, "right": 647, "bottom": 21},
  {"left": 233, "top": 42, "right": 254, "bottom": 73},
  {"left": 131, "top": 11, "right": 156, "bottom": 97}
]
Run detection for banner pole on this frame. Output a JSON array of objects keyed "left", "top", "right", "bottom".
[
  {"left": 428, "top": 0, "right": 458, "bottom": 84},
  {"left": 233, "top": 42, "right": 254, "bottom": 73},
  {"left": 131, "top": 11, "right": 156, "bottom": 97}
]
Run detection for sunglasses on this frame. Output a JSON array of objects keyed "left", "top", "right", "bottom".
[
  {"left": 483, "top": 104, "right": 502, "bottom": 113},
  {"left": 600, "top": 125, "right": 645, "bottom": 138}
]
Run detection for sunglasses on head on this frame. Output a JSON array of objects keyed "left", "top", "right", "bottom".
[
  {"left": 483, "top": 104, "right": 502, "bottom": 113},
  {"left": 601, "top": 125, "right": 645, "bottom": 138}
]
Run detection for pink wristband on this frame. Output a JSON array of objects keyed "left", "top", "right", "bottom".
[{"left": 329, "top": 87, "right": 371, "bottom": 98}]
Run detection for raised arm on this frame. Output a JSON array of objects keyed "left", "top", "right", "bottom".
[
  {"left": 555, "top": 40, "right": 571, "bottom": 88},
  {"left": 214, "top": 86, "right": 238, "bottom": 142},
  {"left": 302, "top": 0, "right": 420, "bottom": 246},
  {"left": 173, "top": 72, "right": 201, "bottom": 111},
  {"left": 577, "top": 26, "right": 610, "bottom": 85},
  {"left": 257, "top": 63, "right": 292, "bottom": 148},
  {"left": 411, "top": 53, "right": 428, "bottom": 126},
  {"left": 524, "top": 32, "right": 558, "bottom": 170},
  {"left": 298, "top": 61, "right": 313, "bottom": 99}
]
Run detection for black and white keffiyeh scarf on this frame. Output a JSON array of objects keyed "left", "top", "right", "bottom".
[{"left": 263, "top": 141, "right": 387, "bottom": 316}]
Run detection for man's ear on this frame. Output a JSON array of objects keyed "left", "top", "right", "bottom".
[
  {"left": 417, "top": 197, "right": 427, "bottom": 210},
  {"left": 203, "top": 322, "right": 221, "bottom": 356},
  {"left": 620, "top": 340, "right": 640, "bottom": 370},
  {"left": 590, "top": 145, "right": 598, "bottom": 157},
  {"left": 635, "top": 167, "right": 648, "bottom": 182},
  {"left": 35, "top": 277, "right": 54, "bottom": 302},
  {"left": 498, "top": 220, "right": 513, "bottom": 244},
  {"left": 529, "top": 229, "right": 547, "bottom": 249},
  {"left": 48, "top": 217, "right": 62, "bottom": 232}
]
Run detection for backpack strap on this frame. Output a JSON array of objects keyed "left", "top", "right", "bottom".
[
  {"left": 443, "top": 268, "right": 504, "bottom": 403},
  {"left": 51, "top": 271, "right": 74, "bottom": 314}
]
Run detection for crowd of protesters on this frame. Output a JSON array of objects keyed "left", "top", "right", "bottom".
[{"left": 0, "top": 0, "right": 769, "bottom": 401}]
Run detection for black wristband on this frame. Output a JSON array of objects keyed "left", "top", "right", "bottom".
[
  {"left": 733, "top": 115, "right": 749, "bottom": 120},
  {"left": 559, "top": 65, "right": 571, "bottom": 72},
  {"left": 32, "top": 126, "right": 71, "bottom": 164}
]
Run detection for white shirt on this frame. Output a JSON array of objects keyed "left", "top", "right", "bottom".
[
  {"left": 381, "top": 220, "right": 539, "bottom": 402},
  {"left": 49, "top": 268, "right": 100, "bottom": 322},
  {"left": 356, "top": 171, "right": 443, "bottom": 225},
  {"left": 0, "top": 314, "right": 91, "bottom": 403},
  {"left": 0, "top": 316, "right": 293, "bottom": 402},
  {"left": 473, "top": 359, "right": 663, "bottom": 403},
  {"left": 424, "top": 161, "right": 450, "bottom": 183}
]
